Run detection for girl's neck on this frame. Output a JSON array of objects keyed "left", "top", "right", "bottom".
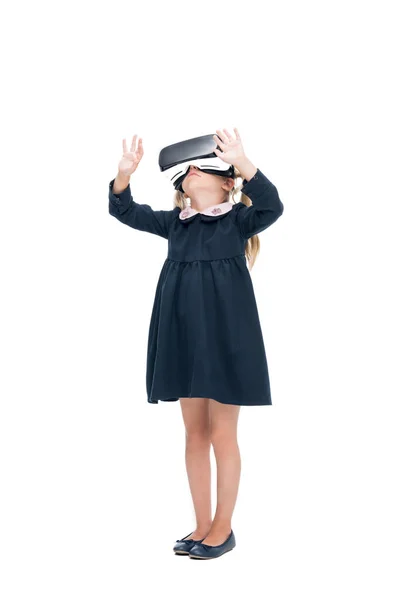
[{"left": 188, "top": 193, "right": 228, "bottom": 212}]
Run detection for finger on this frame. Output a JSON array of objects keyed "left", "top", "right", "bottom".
[
  {"left": 234, "top": 127, "right": 241, "bottom": 140},
  {"left": 123, "top": 138, "right": 127, "bottom": 154},
  {"left": 223, "top": 128, "right": 234, "bottom": 141},
  {"left": 214, "top": 142, "right": 225, "bottom": 155},
  {"left": 216, "top": 129, "right": 229, "bottom": 144},
  {"left": 216, "top": 129, "right": 229, "bottom": 145},
  {"left": 130, "top": 134, "right": 138, "bottom": 153},
  {"left": 137, "top": 138, "right": 144, "bottom": 156},
  {"left": 213, "top": 133, "right": 226, "bottom": 148}
]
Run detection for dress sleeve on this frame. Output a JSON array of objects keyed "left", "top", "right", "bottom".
[
  {"left": 108, "top": 178, "right": 176, "bottom": 239},
  {"left": 236, "top": 168, "right": 284, "bottom": 239}
]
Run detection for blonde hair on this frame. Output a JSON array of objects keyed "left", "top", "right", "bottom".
[{"left": 172, "top": 166, "right": 260, "bottom": 270}]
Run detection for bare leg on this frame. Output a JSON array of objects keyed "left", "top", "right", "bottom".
[
  {"left": 201, "top": 399, "right": 241, "bottom": 545},
  {"left": 179, "top": 397, "right": 213, "bottom": 540}
]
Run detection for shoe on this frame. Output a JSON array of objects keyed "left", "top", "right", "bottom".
[
  {"left": 173, "top": 531, "right": 207, "bottom": 555},
  {"left": 189, "top": 529, "right": 236, "bottom": 559}
]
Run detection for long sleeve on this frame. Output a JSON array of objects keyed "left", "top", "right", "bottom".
[
  {"left": 108, "top": 178, "right": 177, "bottom": 239},
  {"left": 236, "top": 168, "right": 284, "bottom": 239}
]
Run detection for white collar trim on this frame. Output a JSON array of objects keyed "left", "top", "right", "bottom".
[{"left": 179, "top": 202, "right": 233, "bottom": 220}]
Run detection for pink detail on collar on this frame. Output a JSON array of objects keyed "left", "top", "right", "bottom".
[{"left": 179, "top": 202, "right": 233, "bottom": 220}]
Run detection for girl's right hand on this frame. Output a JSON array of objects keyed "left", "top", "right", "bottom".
[{"left": 118, "top": 134, "right": 144, "bottom": 177}]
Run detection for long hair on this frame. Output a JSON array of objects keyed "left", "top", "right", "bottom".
[{"left": 172, "top": 166, "right": 260, "bottom": 270}]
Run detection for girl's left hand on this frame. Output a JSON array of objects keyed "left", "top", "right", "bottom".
[{"left": 213, "top": 128, "right": 246, "bottom": 166}]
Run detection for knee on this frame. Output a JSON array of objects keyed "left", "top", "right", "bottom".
[
  {"left": 185, "top": 427, "right": 211, "bottom": 448},
  {"left": 210, "top": 429, "right": 237, "bottom": 451}
]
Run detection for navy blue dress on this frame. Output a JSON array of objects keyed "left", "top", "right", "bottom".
[{"left": 108, "top": 167, "right": 284, "bottom": 406}]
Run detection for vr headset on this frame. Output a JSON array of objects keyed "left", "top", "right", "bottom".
[{"left": 158, "top": 133, "right": 235, "bottom": 193}]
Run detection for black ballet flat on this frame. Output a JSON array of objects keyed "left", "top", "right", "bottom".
[
  {"left": 173, "top": 531, "right": 207, "bottom": 555},
  {"left": 189, "top": 529, "right": 236, "bottom": 559}
]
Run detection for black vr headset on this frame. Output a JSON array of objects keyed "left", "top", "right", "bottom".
[{"left": 158, "top": 133, "right": 235, "bottom": 193}]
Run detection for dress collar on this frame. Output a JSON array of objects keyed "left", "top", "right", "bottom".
[{"left": 179, "top": 201, "right": 233, "bottom": 221}]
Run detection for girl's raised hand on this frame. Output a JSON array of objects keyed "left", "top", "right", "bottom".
[
  {"left": 213, "top": 128, "right": 246, "bottom": 167},
  {"left": 118, "top": 134, "right": 144, "bottom": 177}
]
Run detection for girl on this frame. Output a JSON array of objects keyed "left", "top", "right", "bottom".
[{"left": 108, "top": 128, "right": 284, "bottom": 559}]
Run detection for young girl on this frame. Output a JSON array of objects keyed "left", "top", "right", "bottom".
[{"left": 108, "top": 127, "right": 284, "bottom": 559}]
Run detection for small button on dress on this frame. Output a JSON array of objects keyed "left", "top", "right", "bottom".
[{"left": 108, "top": 168, "right": 284, "bottom": 406}]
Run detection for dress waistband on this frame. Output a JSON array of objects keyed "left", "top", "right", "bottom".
[{"left": 166, "top": 253, "right": 246, "bottom": 264}]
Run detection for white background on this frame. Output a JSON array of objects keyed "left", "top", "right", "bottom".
[{"left": 1, "top": 0, "right": 399, "bottom": 597}]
